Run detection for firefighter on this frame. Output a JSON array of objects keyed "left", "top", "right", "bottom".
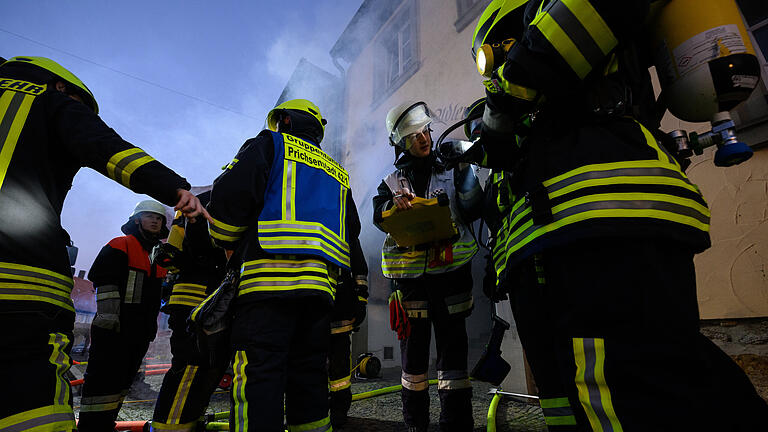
[
  {"left": 328, "top": 265, "right": 368, "bottom": 428},
  {"left": 0, "top": 56, "right": 205, "bottom": 432},
  {"left": 469, "top": 1, "right": 768, "bottom": 430},
  {"left": 151, "top": 191, "right": 229, "bottom": 432},
  {"left": 77, "top": 200, "right": 171, "bottom": 431},
  {"left": 208, "top": 98, "right": 365, "bottom": 432},
  {"left": 373, "top": 101, "right": 482, "bottom": 432}
]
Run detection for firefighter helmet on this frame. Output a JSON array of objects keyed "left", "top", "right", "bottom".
[
  {"left": 472, "top": 0, "right": 529, "bottom": 76},
  {"left": 3, "top": 56, "right": 99, "bottom": 113},
  {"left": 386, "top": 101, "right": 433, "bottom": 150},
  {"left": 266, "top": 98, "right": 327, "bottom": 137},
  {"left": 122, "top": 200, "right": 169, "bottom": 236}
]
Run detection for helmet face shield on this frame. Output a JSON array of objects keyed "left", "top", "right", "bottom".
[{"left": 389, "top": 102, "right": 432, "bottom": 149}]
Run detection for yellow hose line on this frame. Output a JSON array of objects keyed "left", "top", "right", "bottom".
[
  {"left": 486, "top": 392, "right": 502, "bottom": 432},
  {"left": 209, "top": 379, "right": 440, "bottom": 422}
]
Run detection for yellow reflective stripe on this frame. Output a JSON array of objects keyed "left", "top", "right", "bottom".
[
  {"left": 0, "top": 261, "right": 73, "bottom": 291},
  {"left": 543, "top": 159, "right": 691, "bottom": 189},
  {"left": 239, "top": 282, "right": 334, "bottom": 297},
  {"left": 329, "top": 375, "right": 351, "bottom": 391},
  {"left": 258, "top": 220, "right": 349, "bottom": 252},
  {"left": 106, "top": 147, "right": 156, "bottom": 188},
  {"left": 0, "top": 282, "right": 75, "bottom": 311},
  {"left": 281, "top": 159, "right": 298, "bottom": 221},
  {"left": 0, "top": 91, "right": 35, "bottom": 190},
  {"left": 562, "top": 0, "right": 617, "bottom": 55},
  {"left": 0, "top": 404, "right": 74, "bottom": 432},
  {"left": 339, "top": 186, "right": 346, "bottom": 242},
  {"left": 532, "top": 11, "right": 591, "bottom": 79},
  {"left": 635, "top": 119, "right": 679, "bottom": 167},
  {"left": 233, "top": 350, "right": 249, "bottom": 431},
  {"left": 209, "top": 217, "right": 248, "bottom": 243},
  {"left": 288, "top": 415, "right": 331, "bottom": 432},
  {"left": 48, "top": 332, "right": 71, "bottom": 408},
  {"left": 258, "top": 235, "right": 349, "bottom": 267},
  {"left": 150, "top": 419, "right": 199, "bottom": 431},
  {"left": 573, "top": 338, "right": 623, "bottom": 432},
  {"left": 172, "top": 283, "right": 207, "bottom": 295},
  {"left": 167, "top": 295, "right": 205, "bottom": 307},
  {"left": 168, "top": 365, "right": 199, "bottom": 424}
]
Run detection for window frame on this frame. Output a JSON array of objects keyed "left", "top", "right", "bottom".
[
  {"left": 372, "top": 0, "right": 420, "bottom": 106},
  {"left": 454, "top": 0, "right": 492, "bottom": 32}
]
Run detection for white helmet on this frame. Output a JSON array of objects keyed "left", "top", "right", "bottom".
[
  {"left": 129, "top": 200, "right": 166, "bottom": 218},
  {"left": 386, "top": 101, "right": 432, "bottom": 149}
]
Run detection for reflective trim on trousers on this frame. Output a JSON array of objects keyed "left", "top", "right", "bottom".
[
  {"left": 150, "top": 419, "right": 198, "bottom": 431},
  {"left": 540, "top": 397, "right": 578, "bottom": 426},
  {"left": 437, "top": 370, "right": 471, "bottom": 390},
  {"left": 329, "top": 375, "right": 351, "bottom": 392},
  {"left": 573, "top": 337, "right": 623, "bottom": 432},
  {"left": 232, "top": 350, "right": 249, "bottom": 432},
  {"left": 0, "top": 404, "right": 75, "bottom": 432},
  {"left": 330, "top": 319, "right": 354, "bottom": 335},
  {"left": 287, "top": 415, "right": 331, "bottom": 432},
  {"left": 166, "top": 365, "right": 199, "bottom": 425},
  {"left": 79, "top": 392, "right": 126, "bottom": 412},
  {"left": 401, "top": 371, "right": 429, "bottom": 391}
]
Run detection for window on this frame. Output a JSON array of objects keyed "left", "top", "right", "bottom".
[
  {"left": 374, "top": 0, "right": 419, "bottom": 102},
  {"left": 455, "top": 0, "right": 492, "bottom": 32},
  {"left": 737, "top": 0, "right": 768, "bottom": 80}
]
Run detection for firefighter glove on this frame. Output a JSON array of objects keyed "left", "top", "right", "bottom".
[
  {"left": 388, "top": 290, "right": 411, "bottom": 340},
  {"left": 93, "top": 295, "right": 121, "bottom": 332},
  {"left": 482, "top": 252, "right": 507, "bottom": 302}
]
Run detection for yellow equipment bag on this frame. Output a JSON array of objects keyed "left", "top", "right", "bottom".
[{"left": 378, "top": 193, "right": 457, "bottom": 247}]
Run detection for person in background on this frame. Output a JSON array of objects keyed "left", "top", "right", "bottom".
[
  {"left": 77, "top": 200, "right": 170, "bottom": 431},
  {"left": 0, "top": 56, "right": 206, "bottom": 432},
  {"left": 373, "top": 101, "right": 483, "bottom": 432}
]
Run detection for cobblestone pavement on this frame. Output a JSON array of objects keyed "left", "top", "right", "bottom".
[{"left": 71, "top": 365, "right": 546, "bottom": 431}]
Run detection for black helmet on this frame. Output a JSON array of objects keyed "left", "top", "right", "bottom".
[{"left": 3, "top": 56, "right": 98, "bottom": 113}]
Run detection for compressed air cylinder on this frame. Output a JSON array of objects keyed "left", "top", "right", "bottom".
[{"left": 651, "top": 0, "right": 761, "bottom": 122}]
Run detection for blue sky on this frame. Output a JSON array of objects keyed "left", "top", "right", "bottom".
[{"left": 1, "top": 0, "right": 363, "bottom": 272}]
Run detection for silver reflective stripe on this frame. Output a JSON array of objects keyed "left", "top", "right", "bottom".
[
  {"left": 437, "top": 369, "right": 471, "bottom": 390},
  {"left": 402, "top": 300, "right": 429, "bottom": 319},
  {"left": 2, "top": 411, "right": 74, "bottom": 432},
  {"left": 546, "top": 166, "right": 692, "bottom": 195},
  {"left": 169, "top": 365, "right": 199, "bottom": 423},
  {"left": 134, "top": 271, "right": 144, "bottom": 303},
  {"left": 125, "top": 270, "right": 137, "bottom": 303},
  {"left": 582, "top": 338, "right": 618, "bottom": 432},
  {"left": 505, "top": 199, "right": 710, "bottom": 250},
  {"left": 0, "top": 264, "right": 73, "bottom": 291},
  {"left": 547, "top": 0, "right": 606, "bottom": 72},
  {"left": 239, "top": 278, "right": 331, "bottom": 289},
  {"left": 445, "top": 292, "right": 473, "bottom": 315},
  {"left": 285, "top": 160, "right": 294, "bottom": 220},
  {"left": 242, "top": 260, "right": 326, "bottom": 271},
  {"left": 50, "top": 333, "right": 71, "bottom": 406},
  {"left": 79, "top": 392, "right": 125, "bottom": 412},
  {"left": 96, "top": 290, "right": 120, "bottom": 301},
  {"left": 233, "top": 350, "right": 248, "bottom": 431},
  {"left": 401, "top": 371, "right": 428, "bottom": 391}
]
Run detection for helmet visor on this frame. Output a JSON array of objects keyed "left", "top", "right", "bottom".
[{"left": 391, "top": 103, "right": 432, "bottom": 148}]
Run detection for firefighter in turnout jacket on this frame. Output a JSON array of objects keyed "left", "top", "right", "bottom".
[
  {"left": 77, "top": 200, "right": 170, "bottom": 431},
  {"left": 208, "top": 99, "right": 365, "bottom": 432},
  {"left": 468, "top": 1, "right": 768, "bottom": 430},
  {"left": 0, "top": 56, "right": 205, "bottom": 432},
  {"left": 373, "top": 101, "right": 483, "bottom": 432},
  {"left": 328, "top": 257, "right": 368, "bottom": 428},
  {"left": 152, "top": 190, "right": 229, "bottom": 432}
]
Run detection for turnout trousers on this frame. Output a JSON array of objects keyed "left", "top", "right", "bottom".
[
  {"left": 152, "top": 306, "right": 230, "bottom": 431},
  {"left": 229, "top": 296, "right": 332, "bottom": 432},
  {"left": 0, "top": 303, "right": 76, "bottom": 432},
  {"left": 395, "top": 266, "right": 474, "bottom": 432},
  {"left": 77, "top": 322, "right": 154, "bottom": 431},
  {"left": 507, "top": 237, "right": 768, "bottom": 432},
  {"left": 328, "top": 331, "right": 352, "bottom": 428}
]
